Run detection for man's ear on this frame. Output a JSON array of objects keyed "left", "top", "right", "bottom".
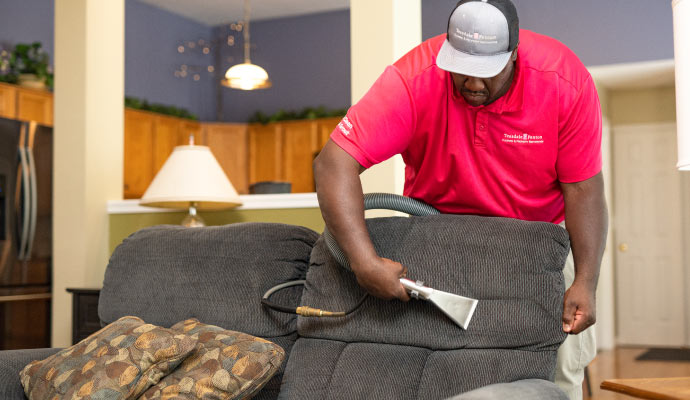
[{"left": 511, "top": 45, "right": 519, "bottom": 61}]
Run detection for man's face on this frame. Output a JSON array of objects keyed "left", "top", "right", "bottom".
[{"left": 451, "top": 49, "right": 518, "bottom": 107}]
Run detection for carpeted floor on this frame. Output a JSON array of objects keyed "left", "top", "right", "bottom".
[{"left": 635, "top": 348, "right": 690, "bottom": 361}]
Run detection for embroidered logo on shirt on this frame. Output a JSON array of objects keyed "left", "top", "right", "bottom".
[
  {"left": 502, "top": 133, "right": 544, "bottom": 144},
  {"left": 338, "top": 116, "right": 353, "bottom": 136}
]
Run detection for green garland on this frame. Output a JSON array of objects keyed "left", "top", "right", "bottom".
[
  {"left": 125, "top": 97, "right": 198, "bottom": 120},
  {"left": 249, "top": 106, "right": 347, "bottom": 124}
]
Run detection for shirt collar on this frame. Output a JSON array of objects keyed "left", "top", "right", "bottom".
[{"left": 493, "top": 52, "right": 525, "bottom": 114}]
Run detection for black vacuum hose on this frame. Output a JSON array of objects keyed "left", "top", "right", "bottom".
[
  {"left": 323, "top": 193, "right": 440, "bottom": 270},
  {"left": 261, "top": 193, "right": 440, "bottom": 317}
]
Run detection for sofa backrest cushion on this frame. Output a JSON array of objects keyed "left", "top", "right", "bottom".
[
  {"left": 99, "top": 223, "right": 319, "bottom": 339},
  {"left": 298, "top": 215, "right": 569, "bottom": 350},
  {"left": 281, "top": 215, "right": 570, "bottom": 398}
]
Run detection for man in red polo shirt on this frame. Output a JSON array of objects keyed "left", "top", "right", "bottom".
[{"left": 313, "top": 0, "right": 608, "bottom": 398}]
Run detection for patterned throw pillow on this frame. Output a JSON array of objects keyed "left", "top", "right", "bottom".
[
  {"left": 138, "top": 318, "right": 286, "bottom": 399},
  {"left": 19, "top": 316, "right": 197, "bottom": 399}
]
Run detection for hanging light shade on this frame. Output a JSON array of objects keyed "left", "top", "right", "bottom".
[
  {"left": 224, "top": 62, "right": 271, "bottom": 90},
  {"left": 222, "top": 0, "right": 271, "bottom": 90}
]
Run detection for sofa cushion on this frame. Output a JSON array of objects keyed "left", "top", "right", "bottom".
[
  {"left": 19, "top": 316, "right": 197, "bottom": 399},
  {"left": 100, "top": 223, "right": 319, "bottom": 400},
  {"left": 283, "top": 215, "right": 570, "bottom": 399},
  {"left": 299, "top": 215, "right": 568, "bottom": 350},
  {"left": 279, "top": 339, "right": 559, "bottom": 400},
  {"left": 0, "top": 348, "right": 61, "bottom": 400},
  {"left": 100, "top": 223, "right": 319, "bottom": 338},
  {"left": 447, "top": 379, "right": 568, "bottom": 400},
  {"left": 139, "top": 318, "right": 285, "bottom": 400}
]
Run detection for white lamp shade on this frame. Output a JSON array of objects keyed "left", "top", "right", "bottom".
[
  {"left": 140, "top": 145, "right": 242, "bottom": 210},
  {"left": 222, "top": 62, "right": 272, "bottom": 90},
  {"left": 674, "top": 0, "right": 690, "bottom": 170}
]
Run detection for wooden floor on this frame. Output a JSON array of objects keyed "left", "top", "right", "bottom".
[{"left": 585, "top": 347, "right": 690, "bottom": 399}]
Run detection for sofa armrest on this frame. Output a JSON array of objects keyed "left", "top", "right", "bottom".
[
  {"left": 0, "top": 348, "right": 61, "bottom": 400},
  {"left": 446, "top": 379, "right": 568, "bottom": 400}
]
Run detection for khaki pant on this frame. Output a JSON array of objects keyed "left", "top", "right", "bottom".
[{"left": 554, "top": 247, "right": 597, "bottom": 400}]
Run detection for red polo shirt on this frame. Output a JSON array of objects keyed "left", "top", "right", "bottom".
[{"left": 331, "top": 30, "right": 602, "bottom": 224}]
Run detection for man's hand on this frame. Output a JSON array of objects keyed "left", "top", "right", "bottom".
[
  {"left": 352, "top": 257, "right": 410, "bottom": 301},
  {"left": 562, "top": 280, "right": 596, "bottom": 334}
]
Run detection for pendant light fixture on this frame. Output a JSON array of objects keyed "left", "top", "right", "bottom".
[{"left": 222, "top": 0, "right": 271, "bottom": 90}]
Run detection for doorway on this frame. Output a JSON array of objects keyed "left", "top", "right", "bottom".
[{"left": 613, "top": 122, "right": 688, "bottom": 346}]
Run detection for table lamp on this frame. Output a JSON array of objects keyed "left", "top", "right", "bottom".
[{"left": 139, "top": 137, "right": 242, "bottom": 227}]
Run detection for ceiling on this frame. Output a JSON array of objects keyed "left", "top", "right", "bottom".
[{"left": 138, "top": 0, "right": 350, "bottom": 26}]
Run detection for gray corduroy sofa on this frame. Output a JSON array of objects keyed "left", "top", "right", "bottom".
[{"left": 0, "top": 215, "right": 570, "bottom": 399}]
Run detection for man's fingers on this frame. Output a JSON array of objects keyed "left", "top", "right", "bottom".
[
  {"left": 398, "top": 284, "right": 411, "bottom": 302},
  {"left": 569, "top": 313, "right": 584, "bottom": 334},
  {"left": 569, "top": 310, "right": 595, "bottom": 334},
  {"left": 562, "top": 297, "right": 576, "bottom": 333}
]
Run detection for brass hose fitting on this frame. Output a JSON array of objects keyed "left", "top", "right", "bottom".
[{"left": 295, "top": 306, "right": 346, "bottom": 317}]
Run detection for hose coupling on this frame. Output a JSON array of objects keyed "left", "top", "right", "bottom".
[{"left": 296, "top": 306, "right": 346, "bottom": 317}]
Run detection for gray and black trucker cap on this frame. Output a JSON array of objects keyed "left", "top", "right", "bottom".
[{"left": 437, "top": 0, "right": 519, "bottom": 78}]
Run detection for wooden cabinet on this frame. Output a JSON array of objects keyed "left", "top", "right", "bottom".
[
  {"left": 124, "top": 110, "right": 155, "bottom": 199},
  {"left": 152, "top": 116, "right": 179, "bottom": 172},
  {"left": 66, "top": 288, "right": 101, "bottom": 345},
  {"left": 123, "top": 109, "right": 204, "bottom": 199},
  {"left": 282, "top": 121, "right": 319, "bottom": 193},
  {"left": 203, "top": 123, "right": 249, "bottom": 194},
  {"left": 0, "top": 83, "right": 54, "bottom": 126},
  {"left": 316, "top": 117, "right": 342, "bottom": 150},
  {"left": 247, "top": 117, "right": 341, "bottom": 193},
  {"left": 179, "top": 120, "right": 202, "bottom": 145},
  {"left": 249, "top": 123, "right": 283, "bottom": 185},
  {"left": 0, "top": 83, "right": 17, "bottom": 119},
  {"left": 0, "top": 81, "right": 343, "bottom": 197},
  {"left": 16, "top": 88, "right": 53, "bottom": 126}
]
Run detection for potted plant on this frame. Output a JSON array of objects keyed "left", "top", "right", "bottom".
[
  {"left": 0, "top": 48, "right": 18, "bottom": 84},
  {"left": 11, "top": 42, "right": 52, "bottom": 90}
]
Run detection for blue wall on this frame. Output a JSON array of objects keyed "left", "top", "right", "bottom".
[
  {"left": 125, "top": 1, "right": 215, "bottom": 121},
  {"left": 0, "top": 0, "right": 54, "bottom": 64},
  {"left": 0, "top": 0, "right": 216, "bottom": 121},
  {"left": 0, "top": 0, "right": 676, "bottom": 123},
  {"left": 422, "top": 0, "right": 674, "bottom": 67},
  {"left": 216, "top": 10, "right": 351, "bottom": 122}
]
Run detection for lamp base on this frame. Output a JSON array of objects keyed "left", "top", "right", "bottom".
[{"left": 181, "top": 203, "right": 205, "bottom": 227}]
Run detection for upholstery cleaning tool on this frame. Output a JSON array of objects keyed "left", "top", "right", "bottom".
[
  {"left": 399, "top": 278, "right": 478, "bottom": 330},
  {"left": 262, "top": 193, "right": 480, "bottom": 330}
]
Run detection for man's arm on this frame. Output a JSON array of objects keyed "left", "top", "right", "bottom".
[
  {"left": 559, "top": 171, "right": 608, "bottom": 334},
  {"left": 313, "top": 140, "right": 409, "bottom": 301}
]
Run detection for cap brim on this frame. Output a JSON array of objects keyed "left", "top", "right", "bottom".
[{"left": 436, "top": 39, "right": 512, "bottom": 78}]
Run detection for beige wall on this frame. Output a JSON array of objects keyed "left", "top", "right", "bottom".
[
  {"left": 607, "top": 84, "right": 686, "bottom": 346},
  {"left": 109, "top": 209, "right": 325, "bottom": 254},
  {"left": 610, "top": 86, "right": 677, "bottom": 125}
]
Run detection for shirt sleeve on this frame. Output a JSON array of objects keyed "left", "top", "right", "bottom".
[
  {"left": 556, "top": 75, "right": 603, "bottom": 183},
  {"left": 330, "top": 65, "right": 416, "bottom": 168}
]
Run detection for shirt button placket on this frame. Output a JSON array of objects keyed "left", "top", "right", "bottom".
[{"left": 475, "top": 111, "right": 489, "bottom": 147}]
